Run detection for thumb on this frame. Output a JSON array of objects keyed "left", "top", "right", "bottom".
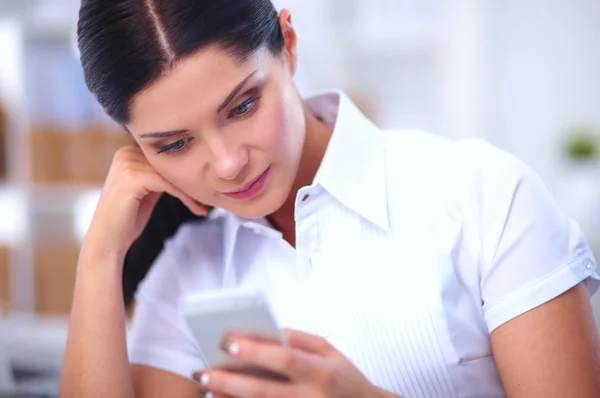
[{"left": 138, "top": 191, "right": 162, "bottom": 218}]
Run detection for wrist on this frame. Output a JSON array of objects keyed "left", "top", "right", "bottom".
[
  {"left": 80, "top": 231, "right": 128, "bottom": 266},
  {"left": 79, "top": 240, "right": 126, "bottom": 272}
]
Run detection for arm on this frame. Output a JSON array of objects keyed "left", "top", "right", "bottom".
[
  {"left": 462, "top": 142, "right": 600, "bottom": 396},
  {"left": 131, "top": 365, "right": 202, "bottom": 397},
  {"left": 60, "top": 250, "right": 203, "bottom": 398},
  {"left": 59, "top": 250, "right": 134, "bottom": 398},
  {"left": 59, "top": 146, "right": 207, "bottom": 398},
  {"left": 491, "top": 282, "right": 600, "bottom": 398}
]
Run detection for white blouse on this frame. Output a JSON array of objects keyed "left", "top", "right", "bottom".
[{"left": 127, "top": 91, "right": 600, "bottom": 398}]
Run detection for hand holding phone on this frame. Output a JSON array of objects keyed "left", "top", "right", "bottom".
[{"left": 180, "top": 287, "right": 287, "bottom": 376}]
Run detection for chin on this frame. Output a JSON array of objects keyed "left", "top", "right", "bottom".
[{"left": 225, "top": 187, "right": 288, "bottom": 220}]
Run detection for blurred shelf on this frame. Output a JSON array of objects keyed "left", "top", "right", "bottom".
[
  {"left": 0, "top": 184, "right": 101, "bottom": 246},
  {"left": 0, "top": 183, "right": 101, "bottom": 210},
  {"left": 28, "top": 183, "right": 101, "bottom": 196},
  {"left": 29, "top": 185, "right": 101, "bottom": 224},
  {"left": 0, "top": 187, "right": 27, "bottom": 246},
  {"left": 0, "top": 182, "right": 100, "bottom": 190}
]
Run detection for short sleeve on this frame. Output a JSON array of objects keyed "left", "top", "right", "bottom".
[
  {"left": 468, "top": 142, "right": 600, "bottom": 333},
  {"left": 127, "top": 239, "right": 206, "bottom": 379}
]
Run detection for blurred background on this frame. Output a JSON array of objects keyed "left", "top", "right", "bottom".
[{"left": 1, "top": 0, "right": 600, "bottom": 395}]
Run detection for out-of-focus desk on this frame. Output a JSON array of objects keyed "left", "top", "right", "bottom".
[{"left": 0, "top": 315, "right": 67, "bottom": 397}]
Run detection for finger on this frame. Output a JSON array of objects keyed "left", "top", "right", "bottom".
[
  {"left": 113, "top": 149, "right": 209, "bottom": 217},
  {"left": 283, "top": 329, "right": 339, "bottom": 358},
  {"left": 137, "top": 191, "right": 162, "bottom": 219},
  {"left": 195, "top": 369, "right": 289, "bottom": 398},
  {"left": 139, "top": 173, "right": 208, "bottom": 216},
  {"left": 222, "top": 336, "right": 318, "bottom": 381},
  {"left": 113, "top": 145, "right": 148, "bottom": 165}
]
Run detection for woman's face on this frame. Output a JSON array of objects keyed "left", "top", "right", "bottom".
[{"left": 127, "top": 26, "right": 305, "bottom": 219}]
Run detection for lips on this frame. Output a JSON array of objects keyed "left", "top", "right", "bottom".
[
  {"left": 227, "top": 169, "right": 266, "bottom": 193},
  {"left": 223, "top": 167, "right": 271, "bottom": 201}
]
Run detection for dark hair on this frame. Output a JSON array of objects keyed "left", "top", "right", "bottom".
[{"left": 77, "top": 0, "right": 283, "bottom": 125}]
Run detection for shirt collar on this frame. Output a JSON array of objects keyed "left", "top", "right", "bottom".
[
  {"left": 306, "top": 90, "right": 389, "bottom": 231},
  {"left": 211, "top": 90, "right": 389, "bottom": 231}
]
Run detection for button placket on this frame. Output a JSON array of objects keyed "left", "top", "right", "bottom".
[
  {"left": 294, "top": 186, "right": 328, "bottom": 335},
  {"left": 296, "top": 210, "right": 321, "bottom": 275}
]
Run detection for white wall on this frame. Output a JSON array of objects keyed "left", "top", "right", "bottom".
[{"left": 486, "top": 0, "right": 600, "bottom": 189}]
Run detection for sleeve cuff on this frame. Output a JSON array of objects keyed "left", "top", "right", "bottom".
[
  {"left": 128, "top": 346, "right": 206, "bottom": 380},
  {"left": 483, "top": 250, "right": 600, "bottom": 333}
]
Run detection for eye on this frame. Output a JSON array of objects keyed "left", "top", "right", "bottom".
[
  {"left": 231, "top": 101, "right": 253, "bottom": 116},
  {"left": 157, "top": 137, "right": 194, "bottom": 154},
  {"left": 228, "top": 95, "right": 261, "bottom": 120}
]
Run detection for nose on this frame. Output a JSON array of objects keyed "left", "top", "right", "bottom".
[{"left": 207, "top": 140, "right": 248, "bottom": 181}]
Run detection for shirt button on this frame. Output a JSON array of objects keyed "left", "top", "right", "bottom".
[{"left": 585, "top": 260, "right": 594, "bottom": 269}]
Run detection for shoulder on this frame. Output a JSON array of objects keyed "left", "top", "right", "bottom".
[
  {"left": 380, "top": 130, "right": 556, "bottom": 260},
  {"left": 135, "top": 215, "right": 227, "bottom": 303},
  {"left": 382, "top": 129, "right": 536, "bottom": 199},
  {"left": 384, "top": 129, "right": 525, "bottom": 174}
]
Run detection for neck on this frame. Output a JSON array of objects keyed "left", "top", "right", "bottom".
[{"left": 268, "top": 104, "right": 332, "bottom": 241}]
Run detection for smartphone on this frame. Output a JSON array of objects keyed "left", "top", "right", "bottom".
[{"left": 180, "top": 287, "right": 287, "bottom": 374}]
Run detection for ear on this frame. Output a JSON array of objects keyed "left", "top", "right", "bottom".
[{"left": 278, "top": 9, "right": 298, "bottom": 76}]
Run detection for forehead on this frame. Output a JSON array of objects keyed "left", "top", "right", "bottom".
[{"left": 128, "top": 46, "right": 269, "bottom": 134}]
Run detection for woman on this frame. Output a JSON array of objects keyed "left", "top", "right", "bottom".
[{"left": 60, "top": 0, "right": 600, "bottom": 397}]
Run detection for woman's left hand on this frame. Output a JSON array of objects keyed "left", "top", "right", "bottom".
[{"left": 193, "top": 329, "right": 397, "bottom": 398}]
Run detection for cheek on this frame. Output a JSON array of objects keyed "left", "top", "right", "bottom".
[
  {"left": 148, "top": 156, "right": 211, "bottom": 197},
  {"left": 252, "top": 97, "right": 303, "bottom": 158},
  {"left": 245, "top": 101, "right": 286, "bottom": 155}
]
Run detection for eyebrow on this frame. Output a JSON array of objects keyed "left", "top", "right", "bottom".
[
  {"left": 138, "top": 70, "right": 259, "bottom": 139},
  {"left": 139, "top": 129, "right": 187, "bottom": 139},
  {"left": 217, "top": 70, "right": 259, "bottom": 114}
]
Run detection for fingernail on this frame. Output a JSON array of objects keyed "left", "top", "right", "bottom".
[
  {"left": 224, "top": 340, "right": 240, "bottom": 356},
  {"left": 192, "top": 372, "right": 210, "bottom": 386},
  {"left": 200, "top": 373, "right": 210, "bottom": 386},
  {"left": 205, "top": 392, "right": 214, "bottom": 398}
]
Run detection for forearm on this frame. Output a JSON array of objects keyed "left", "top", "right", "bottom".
[{"left": 59, "top": 249, "right": 134, "bottom": 398}]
